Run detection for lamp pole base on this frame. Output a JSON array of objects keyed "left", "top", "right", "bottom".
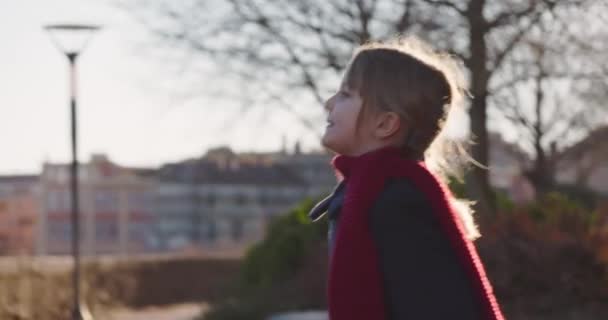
[{"left": 72, "top": 304, "right": 94, "bottom": 320}]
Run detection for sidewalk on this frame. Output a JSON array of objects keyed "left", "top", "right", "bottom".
[{"left": 106, "top": 303, "right": 208, "bottom": 320}]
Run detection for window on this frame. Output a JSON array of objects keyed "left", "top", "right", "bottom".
[
  {"left": 47, "top": 191, "right": 59, "bottom": 212},
  {"left": 0, "top": 236, "right": 8, "bottom": 252},
  {"left": 207, "top": 220, "right": 217, "bottom": 242},
  {"left": 95, "top": 190, "right": 118, "bottom": 212},
  {"left": 96, "top": 221, "right": 118, "bottom": 240},
  {"left": 231, "top": 219, "right": 244, "bottom": 241},
  {"left": 259, "top": 193, "right": 268, "bottom": 206},
  {"left": 49, "top": 222, "right": 71, "bottom": 241},
  {"left": 207, "top": 193, "right": 216, "bottom": 207},
  {"left": 234, "top": 193, "right": 247, "bottom": 206},
  {"left": 60, "top": 190, "right": 70, "bottom": 212}
]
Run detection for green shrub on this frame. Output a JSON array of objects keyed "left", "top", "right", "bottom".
[
  {"left": 551, "top": 184, "right": 604, "bottom": 210},
  {"left": 490, "top": 191, "right": 596, "bottom": 242},
  {"left": 205, "top": 197, "right": 328, "bottom": 320},
  {"left": 240, "top": 198, "right": 326, "bottom": 289},
  {"left": 494, "top": 188, "right": 515, "bottom": 212},
  {"left": 448, "top": 176, "right": 467, "bottom": 199},
  {"left": 527, "top": 192, "right": 591, "bottom": 229}
]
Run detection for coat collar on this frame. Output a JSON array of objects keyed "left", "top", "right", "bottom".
[
  {"left": 330, "top": 145, "right": 410, "bottom": 180},
  {"left": 308, "top": 180, "right": 346, "bottom": 221}
]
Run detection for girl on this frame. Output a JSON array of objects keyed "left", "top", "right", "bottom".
[{"left": 308, "top": 37, "right": 505, "bottom": 320}]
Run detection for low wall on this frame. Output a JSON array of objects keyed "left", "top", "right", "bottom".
[{"left": 0, "top": 255, "right": 242, "bottom": 319}]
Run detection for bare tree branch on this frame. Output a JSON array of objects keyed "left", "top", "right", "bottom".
[
  {"left": 394, "top": 0, "right": 414, "bottom": 33},
  {"left": 420, "top": 0, "right": 466, "bottom": 15},
  {"left": 128, "top": 0, "right": 607, "bottom": 209},
  {"left": 491, "top": 6, "right": 551, "bottom": 71}
]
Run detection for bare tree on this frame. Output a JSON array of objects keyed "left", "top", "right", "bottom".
[
  {"left": 123, "top": 0, "right": 604, "bottom": 215},
  {"left": 489, "top": 2, "right": 608, "bottom": 193}
]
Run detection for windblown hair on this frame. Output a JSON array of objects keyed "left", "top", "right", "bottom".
[{"left": 345, "top": 36, "right": 480, "bottom": 240}]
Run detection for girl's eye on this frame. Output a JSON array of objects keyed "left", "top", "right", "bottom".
[{"left": 339, "top": 90, "right": 350, "bottom": 97}]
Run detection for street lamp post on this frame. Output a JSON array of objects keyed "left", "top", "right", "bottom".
[{"left": 44, "top": 24, "right": 100, "bottom": 320}]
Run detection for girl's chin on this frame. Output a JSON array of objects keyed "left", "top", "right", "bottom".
[
  {"left": 321, "top": 134, "right": 335, "bottom": 150},
  {"left": 321, "top": 137, "right": 346, "bottom": 155}
]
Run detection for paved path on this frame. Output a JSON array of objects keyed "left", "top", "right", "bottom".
[
  {"left": 268, "top": 311, "right": 329, "bottom": 320},
  {"left": 106, "top": 303, "right": 207, "bottom": 320},
  {"left": 107, "top": 306, "right": 329, "bottom": 320}
]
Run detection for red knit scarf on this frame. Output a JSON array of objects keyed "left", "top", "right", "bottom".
[{"left": 328, "top": 146, "right": 504, "bottom": 320}]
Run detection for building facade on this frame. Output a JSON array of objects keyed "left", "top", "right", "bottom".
[
  {"left": 0, "top": 175, "right": 38, "bottom": 254},
  {"left": 274, "top": 142, "right": 337, "bottom": 198},
  {"left": 0, "top": 145, "right": 338, "bottom": 256},
  {"left": 555, "top": 127, "right": 608, "bottom": 195},
  {"left": 155, "top": 147, "right": 309, "bottom": 252},
  {"left": 39, "top": 154, "right": 157, "bottom": 255}
]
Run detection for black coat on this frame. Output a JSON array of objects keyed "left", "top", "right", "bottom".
[{"left": 310, "top": 177, "right": 483, "bottom": 320}]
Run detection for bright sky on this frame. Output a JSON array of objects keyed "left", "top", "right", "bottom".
[
  {"left": 0, "top": 0, "right": 322, "bottom": 175},
  {"left": 1, "top": 0, "right": 476, "bottom": 176}
]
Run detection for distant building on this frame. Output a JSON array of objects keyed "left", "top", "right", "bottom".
[
  {"left": 155, "top": 147, "right": 308, "bottom": 252},
  {"left": 488, "top": 132, "right": 532, "bottom": 191},
  {"left": 555, "top": 126, "right": 608, "bottom": 195},
  {"left": 0, "top": 175, "right": 38, "bottom": 254},
  {"left": 240, "top": 141, "right": 337, "bottom": 198},
  {"left": 0, "top": 144, "right": 339, "bottom": 256},
  {"left": 39, "top": 154, "right": 157, "bottom": 255},
  {"left": 274, "top": 142, "right": 337, "bottom": 198},
  {"left": 487, "top": 127, "right": 608, "bottom": 201}
]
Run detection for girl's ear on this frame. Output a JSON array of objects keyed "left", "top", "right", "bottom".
[{"left": 374, "top": 111, "right": 402, "bottom": 139}]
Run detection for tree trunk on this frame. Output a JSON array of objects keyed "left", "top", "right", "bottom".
[
  {"left": 528, "top": 71, "right": 555, "bottom": 194},
  {"left": 466, "top": 0, "right": 495, "bottom": 217}
]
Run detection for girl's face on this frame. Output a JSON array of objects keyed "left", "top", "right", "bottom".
[{"left": 321, "top": 82, "right": 367, "bottom": 156}]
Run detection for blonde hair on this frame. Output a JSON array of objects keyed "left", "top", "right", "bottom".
[{"left": 345, "top": 36, "right": 480, "bottom": 240}]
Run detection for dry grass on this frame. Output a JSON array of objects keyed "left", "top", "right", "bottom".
[{"left": 0, "top": 254, "right": 241, "bottom": 320}]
